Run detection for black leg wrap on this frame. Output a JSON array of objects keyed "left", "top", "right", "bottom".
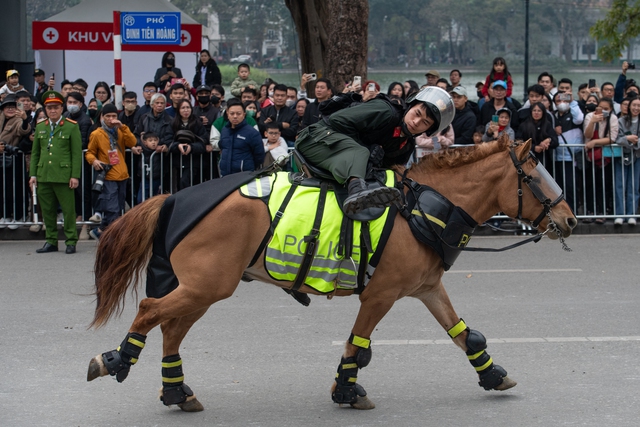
[
  {"left": 101, "top": 332, "right": 147, "bottom": 383},
  {"left": 465, "top": 329, "right": 506, "bottom": 390},
  {"left": 478, "top": 364, "right": 507, "bottom": 391},
  {"left": 331, "top": 356, "right": 367, "bottom": 404},
  {"left": 160, "top": 354, "right": 193, "bottom": 406},
  {"left": 161, "top": 383, "right": 194, "bottom": 406}
]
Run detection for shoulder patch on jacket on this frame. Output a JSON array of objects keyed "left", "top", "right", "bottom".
[{"left": 65, "top": 118, "right": 77, "bottom": 124}]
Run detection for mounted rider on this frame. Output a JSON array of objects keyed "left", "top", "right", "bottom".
[{"left": 295, "top": 86, "right": 455, "bottom": 214}]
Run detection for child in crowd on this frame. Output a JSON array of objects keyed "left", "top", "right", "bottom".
[
  {"left": 482, "top": 108, "right": 515, "bottom": 142},
  {"left": 481, "top": 57, "right": 513, "bottom": 101},
  {"left": 262, "top": 122, "right": 289, "bottom": 167},
  {"left": 230, "top": 63, "right": 258, "bottom": 98},
  {"left": 472, "top": 126, "right": 484, "bottom": 144},
  {"left": 0, "top": 70, "right": 25, "bottom": 98},
  {"left": 135, "top": 132, "right": 163, "bottom": 203}
]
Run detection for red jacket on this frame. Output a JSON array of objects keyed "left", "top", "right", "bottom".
[{"left": 482, "top": 72, "right": 513, "bottom": 98}]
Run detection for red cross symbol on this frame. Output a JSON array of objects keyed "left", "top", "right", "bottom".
[
  {"left": 181, "top": 33, "right": 188, "bottom": 43},
  {"left": 46, "top": 31, "right": 56, "bottom": 40}
]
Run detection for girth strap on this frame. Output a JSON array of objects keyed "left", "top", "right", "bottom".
[{"left": 291, "top": 181, "right": 328, "bottom": 291}]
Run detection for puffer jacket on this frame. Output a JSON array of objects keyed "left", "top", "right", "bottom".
[{"left": 219, "top": 120, "right": 264, "bottom": 176}]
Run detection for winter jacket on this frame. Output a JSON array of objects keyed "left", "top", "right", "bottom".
[
  {"left": 451, "top": 103, "right": 477, "bottom": 145},
  {"left": 192, "top": 59, "right": 222, "bottom": 88},
  {"left": 219, "top": 120, "right": 264, "bottom": 176},
  {"left": 85, "top": 124, "right": 137, "bottom": 181},
  {"left": 258, "top": 105, "right": 299, "bottom": 142},
  {"left": 153, "top": 67, "right": 183, "bottom": 89},
  {"left": 134, "top": 111, "right": 174, "bottom": 147},
  {"left": 230, "top": 77, "right": 259, "bottom": 98},
  {"left": 481, "top": 72, "right": 514, "bottom": 98}
]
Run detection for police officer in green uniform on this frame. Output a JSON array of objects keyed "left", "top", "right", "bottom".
[
  {"left": 295, "top": 86, "right": 455, "bottom": 214},
  {"left": 29, "top": 91, "right": 83, "bottom": 254}
]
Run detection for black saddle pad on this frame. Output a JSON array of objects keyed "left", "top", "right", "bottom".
[{"left": 158, "top": 171, "right": 258, "bottom": 258}]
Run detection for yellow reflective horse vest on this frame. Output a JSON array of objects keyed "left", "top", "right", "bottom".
[{"left": 251, "top": 171, "right": 395, "bottom": 293}]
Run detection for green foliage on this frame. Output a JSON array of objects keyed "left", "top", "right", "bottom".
[
  {"left": 27, "top": 0, "right": 81, "bottom": 21},
  {"left": 219, "top": 65, "right": 271, "bottom": 86},
  {"left": 591, "top": 0, "right": 640, "bottom": 62}
]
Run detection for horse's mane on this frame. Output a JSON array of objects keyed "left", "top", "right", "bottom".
[{"left": 410, "top": 135, "right": 514, "bottom": 172}]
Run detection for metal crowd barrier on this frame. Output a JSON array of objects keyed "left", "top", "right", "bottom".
[{"left": 0, "top": 144, "right": 638, "bottom": 230}]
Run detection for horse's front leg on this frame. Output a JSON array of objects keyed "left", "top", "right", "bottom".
[
  {"left": 331, "top": 288, "right": 400, "bottom": 410},
  {"left": 417, "top": 280, "right": 517, "bottom": 391}
]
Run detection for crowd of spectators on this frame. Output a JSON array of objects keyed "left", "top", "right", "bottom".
[{"left": 0, "top": 51, "right": 639, "bottom": 243}]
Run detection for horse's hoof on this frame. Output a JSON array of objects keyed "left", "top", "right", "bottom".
[
  {"left": 178, "top": 395, "right": 204, "bottom": 412},
  {"left": 494, "top": 375, "right": 517, "bottom": 391},
  {"left": 350, "top": 395, "right": 375, "bottom": 410},
  {"left": 87, "top": 354, "right": 109, "bottom": 381}
]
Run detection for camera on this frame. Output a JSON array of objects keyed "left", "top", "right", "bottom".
[
  {"left": 308, "top": 73, "right": 317, "bottom": 81},
  {"left": 92, "top": 164, "right": 113, "bottom": 193},
  {"left": 629, "top": 63, "right": 636, "bottom": 70}
]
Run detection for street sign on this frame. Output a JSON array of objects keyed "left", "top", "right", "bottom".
[{"left": 120, "top": 12, "right": 181, "bottom": 45}]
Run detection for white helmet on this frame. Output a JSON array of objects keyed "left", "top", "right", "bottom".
[{"left": 405, "top": 86, "right": 456, "bottom": 136}]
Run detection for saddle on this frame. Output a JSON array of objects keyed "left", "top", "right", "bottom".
[{"left": 291, "top": 150, "right": 388, "bottom": 222}]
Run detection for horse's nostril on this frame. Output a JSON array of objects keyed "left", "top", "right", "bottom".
[{"left": 567, "top": 217, "right": 578, "bottom": 229}]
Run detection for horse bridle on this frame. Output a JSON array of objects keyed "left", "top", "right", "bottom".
[
  {"left": 508, "top": 146, "right": 571, "bottom": 251},
  {"left": 397, "top": 145, "right": 572, "bottom": 253}
]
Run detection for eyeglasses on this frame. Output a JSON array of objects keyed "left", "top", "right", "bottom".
[{"left": 144, "top": 89, "right": 157, "bottom": 93}]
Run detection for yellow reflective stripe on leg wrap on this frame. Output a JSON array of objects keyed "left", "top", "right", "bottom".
[
  {"left": 162, "top": 376, "right": 185, "bottom": 383},
  {"left": 334, "top": 373, "right": 357, "bottom": 383},
  {"left": 342, "top": 363, "right": 358, "bottom": 369},
  {"left": 127, "top": 337, "right": 146, "bottom": 349},
  {"left": 162, "top": 360, "right": 183, "bottom": 369},
  {"left": 474, "top": 357, "right": 493, "bottom": 372},
  {"left": 467, "top": 350, "right": 485, "bottom": 361},
  {"left": 447, "top": 319, "right": 467, "bottom": 338},
  {"left": 349, "top": 334, "right": 371, "bottom": 349}
]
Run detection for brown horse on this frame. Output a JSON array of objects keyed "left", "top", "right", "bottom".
[{"left": 86, "top": 139, "right": 576, "bottom": 412}]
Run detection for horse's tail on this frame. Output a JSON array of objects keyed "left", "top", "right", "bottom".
[{"left": 90, "top": 194, "right": 170, "bottom": 329}]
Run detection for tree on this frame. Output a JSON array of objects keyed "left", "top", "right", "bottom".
[
  {"left": 285, "top": 0, "right": 368, "bottom": 90},
  {"left": 591, "top": 0, "right": 639, "bottom": 62}
]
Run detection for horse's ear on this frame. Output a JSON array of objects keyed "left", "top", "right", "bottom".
[{"left": 515, "top": 139, "right": 532, "bottom": 161}]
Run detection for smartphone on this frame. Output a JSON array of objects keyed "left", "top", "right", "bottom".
[
  {"left": 560, "top": 93, "right": 571, "bottom": 102},
  {"left": 491, "top": 115, "right": 499, "bottom": 123},
  {"left": 308, "top": 73, "right": 317, "bottom": 81},
  {"left": 588, "top": 79, "right": 596, "bottom": 88},
  {"left": 52, "top": 73, "right": 55, "bottom": 78},
  {"left": 170, "top": 78, "right": 186, "bottom": 86},
  {"left": 368, "top": 83, "right": 376, "bottom": 91},
  {"left": 16, "top": 101, "right": 24, "bottom": 111},
  {"left": 595, "top": 106, "right": 602, "bottom": 115},
  {"left": 353, "top": 76, "right": 361, "bottom": 86}
]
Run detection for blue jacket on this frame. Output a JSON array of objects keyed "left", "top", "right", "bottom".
[{"left": 219, "top": 120, "right": 264, "bottom": 176}]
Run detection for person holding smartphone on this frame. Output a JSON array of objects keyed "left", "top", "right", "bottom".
[{"left": 361, "top": 80, "right": 380, "bottom": 102}]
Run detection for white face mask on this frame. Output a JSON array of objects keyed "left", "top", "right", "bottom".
[
  {"left": 285, "top": 99, "right": 295, "bottom": 108},
  {"left": 66, "top": 104, "right": 80, "bottom": 114},
  {"left": 556, "top": 102, "right": 569, "bottom": 113},
  {"left": 268, "top": 91, "right": 274, "bottom": 97}
]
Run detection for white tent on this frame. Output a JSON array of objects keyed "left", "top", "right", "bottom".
[{"left": 33, "top": 0, "right": 205, "bottom": 101}]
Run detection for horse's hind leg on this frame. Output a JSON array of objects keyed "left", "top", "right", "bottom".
[
  {"left": 417, "top": 281, "right": 517, "bottom": 391},
  {"left": 331, "top": 288, "right": 401, "bottom": 410},
  {"left": 87, "top": 280, "right": 237, "bottom": 384},
  {"left": 157, "top": 308, "right": 209, "bottom": 412}
]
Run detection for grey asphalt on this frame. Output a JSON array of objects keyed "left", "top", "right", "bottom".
[{"left": 1, "top": 235, "right": 639, "bottom": 427}]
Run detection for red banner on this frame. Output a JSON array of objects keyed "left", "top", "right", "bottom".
[{"left": 32, "top": 21, "right": 200, "bottom": 52}]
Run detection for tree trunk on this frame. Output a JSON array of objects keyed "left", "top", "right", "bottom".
[{"left": 285, "top": 0, "right": 368, "bottom": 93}]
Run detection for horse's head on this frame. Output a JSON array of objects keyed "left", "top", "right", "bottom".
[{"left": 498, "top": 139, "right": 577, "bottom": 239}]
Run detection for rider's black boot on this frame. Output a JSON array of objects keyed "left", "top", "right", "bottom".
[{"left": 343, "top": 178, "right": 401, "bottom": 215}]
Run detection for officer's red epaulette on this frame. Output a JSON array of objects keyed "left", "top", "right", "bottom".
[{"left": 38, "top": 118, "right": 48, "bottom": 125}]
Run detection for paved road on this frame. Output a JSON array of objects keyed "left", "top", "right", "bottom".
[{"left": 1, "top": 235, "right": 639, "bottom": 427}]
